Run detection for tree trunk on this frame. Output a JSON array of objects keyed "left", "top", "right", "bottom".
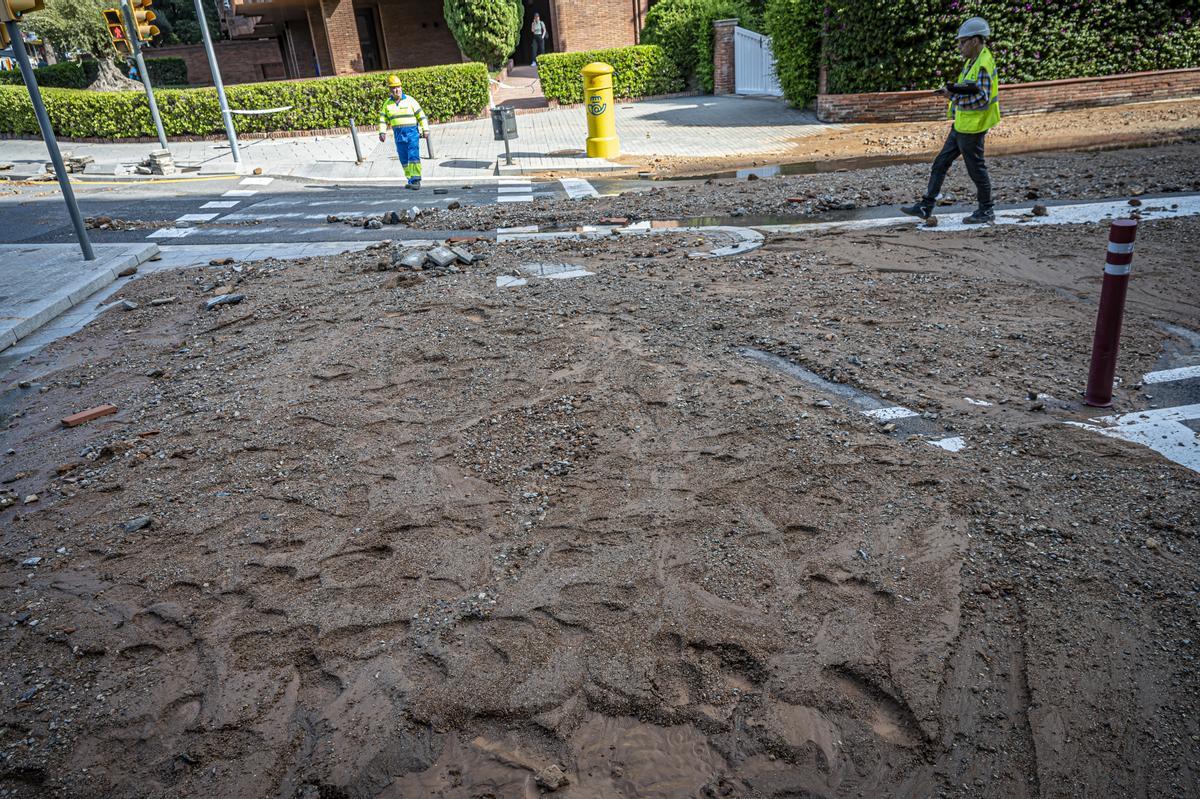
[
  {"left": 88, "top": 58, "right": 143, "bottom": 91},
  {"left": 43, "top": 40, "right": 59, "bottom": 66}
]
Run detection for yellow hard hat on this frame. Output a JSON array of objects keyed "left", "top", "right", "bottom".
[{"left": 386, "top": 75, "right": 402, "bottom": 88}]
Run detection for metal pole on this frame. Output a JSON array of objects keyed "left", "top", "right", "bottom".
[
  {"left": 6, "top": 21, "right": 94, "bottom": 261},
  {"left": 349, "top": 116, "right": 363, "bottom": 164},
  {"left": 120, "top": 0, "right": 168, "bottom": 151},
  {"left": 192, "top": 0, "right": 240, "bottom": 164},
  {"left": 1084, "top": 218, "right": 1138, "bottom": 407},
  {"left": 424, "top": 129, "right": 434, "bottom": 159},
  {"left": 503, "top": 136, "right": 512, "bottom": 166}
]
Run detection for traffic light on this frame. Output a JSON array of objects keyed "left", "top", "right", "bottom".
[
  {"left": 102, "top": 9, "right": 132, "bottom": 56},
  {"left": 129, "top": 0, "right": 158, "bottom": 41},
  {"left": 1, "top": 0, "right": 45, "bottom": 22}
]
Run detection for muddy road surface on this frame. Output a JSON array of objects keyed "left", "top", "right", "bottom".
[{"left": 0, "top": 204, "right": 1197, "bottom": 797}]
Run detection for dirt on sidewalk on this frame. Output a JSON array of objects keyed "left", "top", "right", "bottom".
[
  {"left": 0, "top": 206, "right": 1197, "bottom": 797},
  {"left": 419, "top": 141, "right": 1200, "bottom": 233},
  {"left": 633, "top": 98, "right": 1200, "bottom": 178}
]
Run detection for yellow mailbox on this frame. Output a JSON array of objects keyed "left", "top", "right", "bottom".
[{"left": 582, "top": 62, "right": 619, "bottom": 159}]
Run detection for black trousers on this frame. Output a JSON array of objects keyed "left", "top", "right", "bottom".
[
  {"left": 532, "top": 36, "right": 546, "bottom": 62},
  {"left": 923, "top": 127, "right": 992, "bottom": 210}
]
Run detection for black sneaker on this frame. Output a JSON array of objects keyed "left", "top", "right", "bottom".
[
  {"left": 962, "top": 208, "right": 995, "bottom": 224},
  {"left": 900, "top": 203, "right": 932, "bottom": 219}
]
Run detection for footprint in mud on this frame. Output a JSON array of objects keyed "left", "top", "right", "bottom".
[
  {"left": 319, "top": 544, "right": 394, "bottom": 584},
  {"left": 825, "top": 664, "right": 927, "bottom": 750}
]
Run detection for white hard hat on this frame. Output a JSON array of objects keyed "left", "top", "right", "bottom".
[{"left": 956, "top": 17, "right": 990, "bottom": 39}]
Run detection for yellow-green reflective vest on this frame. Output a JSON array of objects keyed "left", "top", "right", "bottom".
[
  {"left": 378, "top": 94, "right": 428, "bottom": 134},
  {"left": 949, "top": 47, "right": 1000, "bottom": 134}
]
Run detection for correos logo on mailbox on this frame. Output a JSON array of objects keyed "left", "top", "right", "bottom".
[{"left": 588, "top": 95, "right": 606, "bottom": 115}]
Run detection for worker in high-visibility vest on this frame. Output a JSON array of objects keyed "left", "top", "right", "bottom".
[
  {"left": 378, "top": 75, "right": 429, "bottom": 190},
  {"left": 902, "top": 17, "right": 1001, "bottom": 224}
]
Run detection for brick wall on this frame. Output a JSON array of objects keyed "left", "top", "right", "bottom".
[
  {"left": 284, "top": 19, "right": 320, "bottom": 78},
  {"left": 319, "top": 0, "right": 363, "bottom": 74},
  {"left": 377, "top": 0, "right": 460, "bottom": 69},
  {"left": 550, "top": 0, "right": 652, "bottom": 53},
  {"left": 306, "top": 5, "right": 333, "bottom": 76},
  {"left": 148, "top": 40, "right": 286, "bottom": 85},
  {"left": 712, "top": 18, "right": 735, "bottom": 95},
  {"left": 817, "top": 68, "right": 1200, "bottom": 123}
]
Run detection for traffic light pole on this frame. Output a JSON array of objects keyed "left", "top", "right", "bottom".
[
  {"left": 5, "top": 20, "right": 95, "bottom": 261},
  {"left": 191, "top": 0, "right": 240, "bottom": 164},
  {"left": 120, "top": 0, "right": 168, "bottom": 151}
]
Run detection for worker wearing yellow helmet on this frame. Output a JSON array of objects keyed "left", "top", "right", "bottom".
[{"left": 378, "top": 74, "right": 429, "bottom": 189}]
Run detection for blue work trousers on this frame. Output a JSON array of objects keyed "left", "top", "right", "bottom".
[{"left": 392, "top": 126, "right": 422, "bottom": 182}]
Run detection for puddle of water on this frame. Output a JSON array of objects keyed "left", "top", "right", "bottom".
[{"left": 740, "top": 348, "right": 887, "bottom": 412}]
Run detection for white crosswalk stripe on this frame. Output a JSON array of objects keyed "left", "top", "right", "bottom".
[{"left": 559, "top": 178, "right": 599, "bottom": 200}]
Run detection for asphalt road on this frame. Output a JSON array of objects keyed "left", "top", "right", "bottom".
[{"left": 0, "top": 174, "right": 644, "bottom": 247}]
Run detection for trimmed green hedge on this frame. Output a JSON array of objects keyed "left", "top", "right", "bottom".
[
  {"left": 0, "top": 61, "right": 91, "bottom": 89},
  {"left": 537, "top": 45, "right": 684, "bottom": 104},
  {"left": 642, "top": 0, "right": 760, "bottom": 92},
  {"left": 145, "top": 57, "right": 189, "bottom": 87},
  {"left": 0, "top": 62, "right": 490, "bottom": 138},
  {"left": 764, "top": 0, "right": 820, "bottom": 109},
  {"left": 823, "top": 1, "right": 1200, "bottom": 94}
]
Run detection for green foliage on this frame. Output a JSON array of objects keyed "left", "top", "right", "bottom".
[
  {"left": 443, "top": 0, "right": 523, "bottom": 69},
  {"left": 22, "top": 0, "right": 114, "bottom": 59},
  {"left": 537, "top": 45, "right": 685, "bottom": 104},
  {"left": 145, "top": 56, "right": 188, "bottom": 86},
  {"left": 0, "top": 61, "right": 90, "bottom": 88},
  {"left": 763, "top": 0, "right": 820, "bottom": 108},
  {"left": 642, "top": 0, "right": 759, "bottom": 92},
  {"left": 822, "top": 1, "right": 1200, "bottom": 94},
  {"left": 149, "top": 0, "right": 221, "bottom": 45},
  {"left": 0, "top": 63, "right": 491, "bottom": 138}
]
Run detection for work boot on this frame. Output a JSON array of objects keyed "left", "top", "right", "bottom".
[
  {"left": 900, "top": 202, "right": 932, "bottom": 220},
  {"left": 962, "top": 208, "right": 995, "bottom": 224}
]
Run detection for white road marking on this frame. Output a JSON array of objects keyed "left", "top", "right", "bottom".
[
  {"left": 222, "top": 189, "right": 258, "bottom": 197},
  {"left": 1143, "top": 365, "right": 1200, "bottom": 384},
  {"left": 1067, "top": 403, "right": 1200, "bottom": 473},
  {"left": 147, "top": 227, "right": 195, "bottom": 239},
  {"left": 201, "top": 200, "right": 240, "bottom": 209},
  {"left": 559, "top": 178, "right": 599, "bottom": 200},
  {"left": 862, "top": 406, "right": 920, "bottom": 421},
  {"left": 240, "top": 177, "right": 274, "bottom": 185},
  {"left": 498, "top": 185, "right": 533, "bottom": 193},
  {"left": 175, "top": 213, "right": 218, "bottom": 223},
  {"left": 498, "top": 195, "right": 534, "bottom": 203},
  {"left": 758, "top": 194, "right": 1200, "bottom": 236},
  {"left": 497, "top": 225, "right": 539, "bottom": 234}
]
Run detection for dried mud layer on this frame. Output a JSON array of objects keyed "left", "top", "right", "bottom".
[
  {"left": 417, "top": 141, "right": 1200, "bottom": 232},
  {"left": 1, "top": 214, "right": 1198, "bottom": 799}
]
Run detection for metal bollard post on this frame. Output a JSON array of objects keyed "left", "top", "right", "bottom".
[
  {"left": 1084, "top": 218, "right": 1138, "bottom": 407},
  {"left": 349, "top": 117, "right": 363, "bottom": 164},
  {"left": 6, "top": 20, "right": 94, "bottom": 261}
]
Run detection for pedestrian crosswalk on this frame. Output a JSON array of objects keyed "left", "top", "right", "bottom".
[{"left": 139, "top": 175, "right": 601, "bottom": 241}]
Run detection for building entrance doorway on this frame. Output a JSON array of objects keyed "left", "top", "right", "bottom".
[
  {"left": 355, "top": 7, "right": 383, "bottom": 72},
  {"left": 517, "top": 0, "right": 553, "bottom": 66}
]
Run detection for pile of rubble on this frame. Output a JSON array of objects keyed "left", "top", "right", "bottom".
[
  {"left": 326, "top": 203, "right": 463, "bottom": 230},
  {"left": 356, "top": 239, "right": 484, "bottom": 281},
  {"left": 46, "top": 153, "right": 93, "bottom": 175},
  {"left": 135, "top": 149, "right": 176, "bottom": 176}
]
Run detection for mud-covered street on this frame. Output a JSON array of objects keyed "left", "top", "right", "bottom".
[{"left": 0, "top": 146, "right": 1198, "bottom": 799}]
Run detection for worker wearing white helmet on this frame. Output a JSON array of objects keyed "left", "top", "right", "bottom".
[{"left": 902, "top": 16, "right": 1001, "bottom": 224}]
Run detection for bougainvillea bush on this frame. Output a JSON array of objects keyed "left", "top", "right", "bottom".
[{"left": 822, "top": 0, "right": 1200, "bottom": 93}]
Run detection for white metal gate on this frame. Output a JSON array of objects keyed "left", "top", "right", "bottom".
[{"left": 733, "top": 25, "right": 783, "bottom": 96}]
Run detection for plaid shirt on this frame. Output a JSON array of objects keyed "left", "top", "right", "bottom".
[{"left": 952, "top": 63, "right": 993, "bottom": 111}]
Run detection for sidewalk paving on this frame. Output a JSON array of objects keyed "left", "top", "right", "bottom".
[
  {"left": 0, "top": 95, "right": 841, "bottom": 183},
  {"left": 0, "top": 243, "right": 158, "bottom": 352}
]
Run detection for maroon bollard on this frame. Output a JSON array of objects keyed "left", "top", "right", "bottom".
[{"left": 1083, "top": 218, "right": 1138, "bottom": 407}]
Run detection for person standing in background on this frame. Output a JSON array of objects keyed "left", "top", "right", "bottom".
[{"left": 531, "top": 13, "right": 547, "bottom": 67}]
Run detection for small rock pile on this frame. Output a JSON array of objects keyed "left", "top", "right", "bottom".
[
  {"left": 135, "top": 150, "right": 176, "bottom": 176},
  {"left": 327, "top": 207, "right": 425, "bottom": 229},
  {"left": 46, "top": 153, "right": 94, "bottom": 175}
]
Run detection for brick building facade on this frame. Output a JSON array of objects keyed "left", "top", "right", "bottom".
[{"left": 227, "top": 0, "right": 657, "bottom": 80}]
